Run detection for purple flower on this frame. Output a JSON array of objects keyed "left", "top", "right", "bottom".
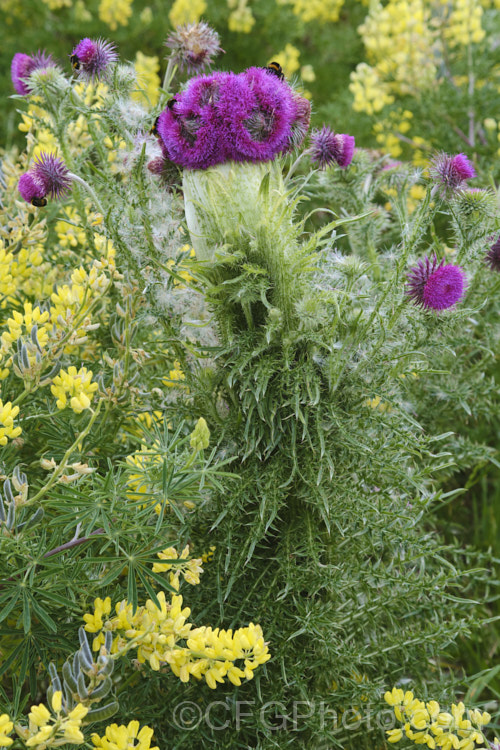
[
  {"left": 287, "top": 92, "right": 311, "bottom": 151},
  {"left": 157, "top": 72, "right": 228, "bottom": 169},
  {"left": 157, "top": 67, "right": 299, "bottom": 169},
  {"left": 70, "top": 38, "right": 117, "bottom": 80},
  {"left": 429, "top": 152, "right": 476, "bottom": 194},
  {"left": 147, "top": 155, "right": 180, "bottom": 186},
  {"left": 406, "top": 255, "right": 466, "bottom": 311},
  {"left": 310, "top": 126, "right": 355, "bottom": 169},
  {"left": 231, "top": 67, "right": 296, "bottom": 162},
  {"left": 486, "top": 235, "right": 500, "bottom": 272},
  {"left": 381, "top": 160, "right": 403, "bottom": 172},
  {"left": 18, "top": 152, "right": 72, "bottom": 206},
  {"left": 18, "top": 173, "right": 47, "bottom": 206},
  {"left": 11, "top": 51, "right": 56, "bottom": 95},
  {"left": 166, "top": 22, "right": 223, "bottom": 73}
]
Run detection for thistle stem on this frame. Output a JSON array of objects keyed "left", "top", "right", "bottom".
[{"left": 68, "top": 173, "right": 106, "bottom": 215}]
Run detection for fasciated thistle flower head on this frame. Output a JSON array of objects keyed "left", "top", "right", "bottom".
[
  {"left": 18, "top": 152, "right": 72, "bottom": 206},
  {"left": 165, "top": 22, "right": 223, "bottom": 73},
  {"left": 70, "top": 37, "right": 118, "bottom": 80},
  {"left": 429, "top": 152, "right": 476, "bottom": 194},
  {"left": 157, "top": 66, "right": 309, "bottom": 170},
  {"left": 11, "top": 51, "right": 57, "bottom": 95},
  {"left": 406, "top": 255, "right": 467, "bottom": 311},
  {"left": 310, "top": 125, "right": 355, "bottom": 169}
]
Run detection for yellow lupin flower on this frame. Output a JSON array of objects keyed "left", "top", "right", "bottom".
[
  {"left": 152, "top": 545, "right": 204, "bottom": 586},
  {"left": 132, "top": 52, "right": 160, "bottom": 108},
  {"left": 25, "top": 696, "right": 88, "bottom": 748},
  {"left": 1, "top": 303, "right": 50, "bottom": 356},
  {"left": 228, "top": 0, "right": 255, "bottom": 32},
  {"left": 91, "top": 721, "right": 159, "bottom": 750},
  {"left": 385, "top": 686, "right": 490, "bottom": 749},
  {"left": 276, "top": 0, "right": 344, "bottom": 22},
  {"left": 98, "top": 0, "right": 133, "bottom": 29},
  {"left": 82, "top": 589, "right": 270, "bottom": 687},
  {"left": 350, "top": 62, "right": 395, "bottom": 115},
  {"left": 83, "top": 597, "right": 112, "bottom": 632},
  {"left": 0, "top": 400, "right": 22, "bottom": 446},
  {"left": 169, "top": 0, "right": 206, "bottom": 26},
  {"left": 387, "top": 728, "right": 404, "bottom": 743},
  {"left": 50, "top": 366, "right": 98, "bottom": 414},
  {"left": 0, "top": 714, "right": 14, "bottom": 747},
  {"left": 55, "top": 207, "right": 87, "bottom": 248},
  {"left": 163, "top": 361, "right": 186, "bottom": 388}
]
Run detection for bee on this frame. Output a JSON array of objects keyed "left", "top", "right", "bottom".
[
  {"left": 70, "top": 54, "right": 80, "bottom": 71},
  {"left": 31, "top": 197, "right": 47, "bottom": 207},
  {"left": 167, "top": 96, "right": 178, "bottom": 111},
  {"left": 149, "top": 116, "right": 160, "bottom": 137},
  {"left": 265, "top": 61, "right": 284, "bottom": 81}
]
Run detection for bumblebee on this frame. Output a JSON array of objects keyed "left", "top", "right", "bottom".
[
  {"left": 149, "top": 116, "right": 160, "bottom": 137},
  {"left": 265, "top": 61, "right": 284, "bottom": 81},
  {"left": 70, "top": 54, "right": 80, "bottom": 71},
  {"left": 166, "top": 96, "right": 178, "bottom": 110},
  {"left": 31, "top": 197, "right": 47, "bottom": 207}
]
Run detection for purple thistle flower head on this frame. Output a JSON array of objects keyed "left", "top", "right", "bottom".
[
  {"left": 230, "top": 66, "right": 296, "bottom": 162},
  {"left": 310, "top": 126, "right": 355, "bottom": 169},
  {"left": 11, "top": 51, "right": 56, "bottom": 95},
  {"left": 157, "top": 67, "right": 299, "bottom": 169},
  {"left": 486, "top": 235, "right": 500, "bottom": 272},
  {"left": 429, "top": 152, "right": 476, "bottom": 194},
  {"left": 406, "top": 255, "right": 467, "bottom": 311},
  {"left": 285, "top": 91, "right": 311, "bottom": 152},
  {"left": 18, "top": 152, "right": 72, "bottom": 206},
  {"left": 166, "top": 22, "right": 223, "bottom": 74},
  {"left": 157, "top": 72, "right": 228, "bottom": 169},
  {"left": 18, "top": 172, "right": 47, "bottom": 206},
  {"left": 70, "top": 38, "right": 117, "bottom": 80}
]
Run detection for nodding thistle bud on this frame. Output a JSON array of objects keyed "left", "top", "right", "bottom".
[
  {"left": 18, "top": 152, "right": 72, "bottom": 207},
  {"left": 406, "top": 255, "right": 467, "bottom": 311},
  {"left": 70, "top": 37, "right": 118, "bottom": 80},
  {"left": 429, "top": 152, "right": 476, "bottom": 195},
  {"left": 165, "top": 22, "right": 223, "bottom": 74},
  {"left": 309, "top": 125, "right": 355, "bottom": 169},
  {"left": 11, "top": 51, "right": 57, "bottom": 95}
]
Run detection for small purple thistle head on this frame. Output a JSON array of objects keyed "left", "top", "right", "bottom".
[
  {"left": 429, "top": 152, "right": 476, "bottom": 194},
  {"left": 18, "top": 172, "right": 47, "bottom": 205},
  {"left": 406, "top": 255, "right": 466, "bottom": 311},
  {"left": 165, "top": 22, "right": 223, "bottom": 74},
  {"left": 486, "top": 235, "right": 500, "bottom": 272},
  {"left": 71, "top": 38, "right": 117, "bottom": 80},
  {"left": 310, "top": 126, "right": 355, "bottom": 169},
  {"left": 33, "top": 152, "right": 72, "bottom": 198},
  {"left": 11, "top": 51, "right": 56, "bottom": 95},
  {"left": 18, "top": 152, "right": 72, "bottom": 206}
]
